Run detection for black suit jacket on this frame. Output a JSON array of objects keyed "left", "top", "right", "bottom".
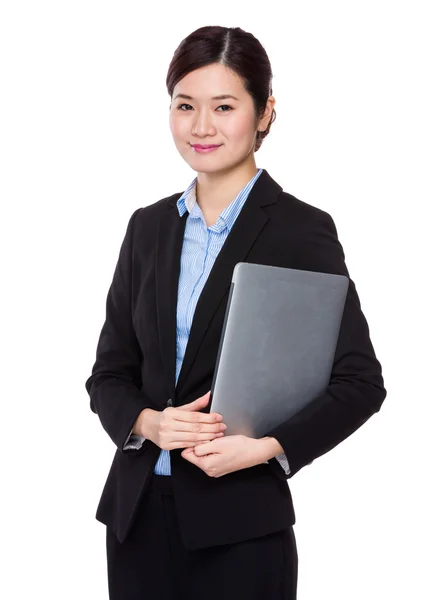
[{"left": 85, "top": 168, "right": 386, "bottom": 550}]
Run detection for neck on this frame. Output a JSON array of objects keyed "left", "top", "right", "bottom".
[{"left": 196, "top": 156, "right": 258, "bottom": 215}]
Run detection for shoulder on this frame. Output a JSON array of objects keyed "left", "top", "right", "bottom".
[
  {"left": 123, "top": 190, "right": 182, "bottom": 235},
  {"left": 276, "top": 190, "right": 347, "bottom": 275},
  {"left": 131, "top": 191, "right": 182, "bottom": 224},
  {"left": 122, "top": 191, "right": 182, "bottom": 249},
  {"left": 277, "top": 190, "right": 337, "bottom": 233}
]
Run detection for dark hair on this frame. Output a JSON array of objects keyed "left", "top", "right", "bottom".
[{"left": 166, "top": 26, "right": 276, "bottom": 152}]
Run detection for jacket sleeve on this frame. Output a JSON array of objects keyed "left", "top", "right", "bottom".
[
  {"left": 123, "top": 432, "right": 147, "bottom": 451},
  {"left": 85, "top": 208, "right": 158, "bottom": 452},
  {"left": 264, "top": 212, "right": 387, "bottom": 478}
]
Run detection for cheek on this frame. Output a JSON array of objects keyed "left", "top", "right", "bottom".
[
  {"left": 225, "top": 113, "right": 257, "bottom": 139},
  {"left": 169, "top": 116, "right": 186, "bottom": 140}
]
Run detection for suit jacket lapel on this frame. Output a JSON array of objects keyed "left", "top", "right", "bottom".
[
  {"left": 155, "top": 195, "right": 188, "bottom": 405},
  {"left": 155, "top": 169, "right": 282, "bottom": 403}
]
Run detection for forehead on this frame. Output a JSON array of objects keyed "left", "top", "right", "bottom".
[{"left": 172, "top": 63, "right": 247, "bottom": 99}]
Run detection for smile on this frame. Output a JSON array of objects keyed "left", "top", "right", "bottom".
[{"left": 191, "top": 145, "right": 222, "bottom": 154}]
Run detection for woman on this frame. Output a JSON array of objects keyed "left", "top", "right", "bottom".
[{"left": 85, "top": 25, "right": 387, "bottom": 600}]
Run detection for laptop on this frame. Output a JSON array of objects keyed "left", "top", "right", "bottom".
[{"left": 209, "top": 262, "right": 349, "bottom": 438}]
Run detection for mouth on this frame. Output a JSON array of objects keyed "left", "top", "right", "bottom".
[{"left": 191, "top": 144, "right": 223, "bottom": 154}]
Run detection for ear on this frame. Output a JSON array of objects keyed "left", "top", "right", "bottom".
[{"left": 257, "top": 95, "right": 276, "bottom": 132}]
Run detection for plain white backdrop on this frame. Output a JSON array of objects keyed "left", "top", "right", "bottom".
[{"left": 1, "top": 1, "right": 424, "bottom": 598}]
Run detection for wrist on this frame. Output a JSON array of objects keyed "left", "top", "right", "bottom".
[
  {"left": 135, "top": 408, "right": 158, "bottom": 439},
  {"left": 257, "top": 436, "right": 284, "bottom": 462}
]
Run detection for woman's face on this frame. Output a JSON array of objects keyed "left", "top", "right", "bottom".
[{"left": 169, "top": 63, "right": 267, "bottom": 173}]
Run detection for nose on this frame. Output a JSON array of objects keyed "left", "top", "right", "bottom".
[{"left": 192, "top": 108, "right": 216, "bottom": 137}]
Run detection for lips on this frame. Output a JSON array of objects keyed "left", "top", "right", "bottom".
[{"left": 191, "top": 144, "right": 221, "bottom": 149}]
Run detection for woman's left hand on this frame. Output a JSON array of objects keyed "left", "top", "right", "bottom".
[{"left": 181, "top": 434, "right": 265, "bottom": 478}]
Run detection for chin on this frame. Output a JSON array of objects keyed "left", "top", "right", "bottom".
[{"left": 189, "top": 161, "right": 230, "bottom": 174}]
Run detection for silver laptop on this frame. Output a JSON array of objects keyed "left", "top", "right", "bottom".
[{"left": 209, "top": 262, "right": 349, "bottom": 438}]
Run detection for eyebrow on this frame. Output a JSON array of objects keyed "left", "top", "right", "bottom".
[{"left": 173, "top": 93, "right": 240, "bottom": 101}]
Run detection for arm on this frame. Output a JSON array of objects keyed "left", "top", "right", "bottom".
[
  {"left": 85, "top": 208, "right": 158, "bottom": 453},
  {"left": 259, "top": 437, "right": 291, "bottom": 475},
  {"left": 263, "top": 212, "right": 387, "bottom": 479}
]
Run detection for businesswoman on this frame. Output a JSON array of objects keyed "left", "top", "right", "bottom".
[{"left": 85, "top": 25, "right": 386, "bottom": 600}]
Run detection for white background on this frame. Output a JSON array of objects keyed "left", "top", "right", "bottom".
[{"left": 1, "top": 1, "right": 424, "bottom": 598}]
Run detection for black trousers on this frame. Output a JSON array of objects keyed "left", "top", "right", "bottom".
[{"left": 106, "top": 474, "right": 298, "bottom": 600}]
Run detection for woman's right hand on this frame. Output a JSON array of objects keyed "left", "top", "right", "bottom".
[{"left": 141, "top": 391, "right": 227, "bottom": 451}]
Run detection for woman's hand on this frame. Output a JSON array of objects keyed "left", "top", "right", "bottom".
[
  {"left": 181, "top": 434, "right": 266, "bottom": 478},
  {"left": 142, "top": 391, "right": 227, "bottom": 451}
]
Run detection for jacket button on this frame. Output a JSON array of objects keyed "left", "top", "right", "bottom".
[{"left": 166, "top": 398, "right": 173, "bottom": 407}]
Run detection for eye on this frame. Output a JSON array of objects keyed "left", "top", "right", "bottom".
[{"left": 176, "top": 104, "right": 233, "bottom": 112}]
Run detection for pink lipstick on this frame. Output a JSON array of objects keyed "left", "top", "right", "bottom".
[{"left": 191, "top": 144, "right": 222, "bottom": 153}]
